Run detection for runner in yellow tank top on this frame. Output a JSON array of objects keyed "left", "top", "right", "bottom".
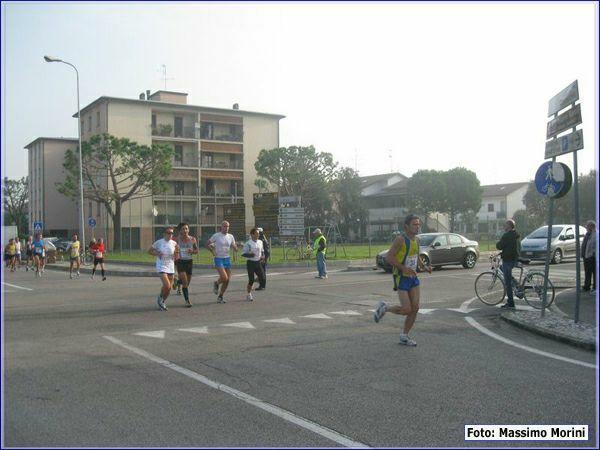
[{"left": 373, "top": 214, "right": 432, "bottom": 346}]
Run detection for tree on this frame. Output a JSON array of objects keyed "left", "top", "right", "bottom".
[
  {"left": 56, "top": 133, "right": 173, "bottom": 249},
  {"left": 254, "top": 178, "right": 269, "bottom": 193},
  {"left": 406, "top": 170, "right": 446, "bottom": 228},
  {"left": 330, "top": 167, "right": 367, "bottom": 237},
  {"left": 2, "top": 176, "right": 28, "bottom": 235},
  {"left": 255, "top": 145, "right": 337, "bottom": 225},
  {"left": 441, "top": 167, "right": 482, "bottom": 232}
]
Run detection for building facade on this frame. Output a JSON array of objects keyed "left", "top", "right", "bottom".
[
  {"left": 27, "top": 91, "right": 284, "bottom": 248},
  {"left": 24, "top": 137, "right": 79, "bottom": 237}
]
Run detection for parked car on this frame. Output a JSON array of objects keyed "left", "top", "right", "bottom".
[
  {"left": 520, "top": 224, "right": 587, "bottom": 264},
  {"left": 376, "top": 233, "right": 480, "bottom": 272}
]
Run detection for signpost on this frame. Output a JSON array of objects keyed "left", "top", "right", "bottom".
[
  {"left": 33, "top": 222, "right": 43, "bottom": 233},
  {"left": 542, "top": 80, "right": 584, "bottom": 321}
]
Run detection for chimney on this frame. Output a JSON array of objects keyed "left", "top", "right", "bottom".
[
  {"left": 139, "top": 92, "right": 146, "bottom": 100},
  {"left": 233, "top": 103, "right": 239, "bottom": 110},
  {"left": 146, "top": 90, "right": 151, "bottom": 100}
]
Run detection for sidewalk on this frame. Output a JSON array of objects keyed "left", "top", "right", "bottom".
[{"left": 500, "top": 289, "right": 597, "bottom": 350}]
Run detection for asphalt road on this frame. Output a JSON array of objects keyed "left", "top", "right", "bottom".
[{"left": 2, "top": 260, "right": 596, "bottom": 447}]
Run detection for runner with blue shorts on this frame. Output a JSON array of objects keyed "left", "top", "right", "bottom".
[
  {"left": 373, "top": 214, "right": 432, "bottom": 346},
  {"left": 206, "top": 221, "right": 238, "bottom": 304}
]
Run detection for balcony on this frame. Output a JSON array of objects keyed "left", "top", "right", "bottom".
[
  {"left": 200, "top": 123, "right": 243, "bottom": 143},
  {"left": 200, "top": 160, "right": 243, "bottom": 170},
  {"left": 201, "top": 190, "right": 244, "bottom": 198},
  {"left": 152, "top": 124, "right": 198, "bottom": 140}
]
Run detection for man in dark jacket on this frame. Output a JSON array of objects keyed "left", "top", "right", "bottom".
[
  {"left": 257, "top": 228, "right": 270, "bottom": 290},
  {"left": 496, "top": 219, "right": 520, "bottom": 308}
]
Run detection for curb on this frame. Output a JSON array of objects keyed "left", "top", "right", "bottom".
[{"left": 500, "top": 311, "right": 596, "bottom": 351}]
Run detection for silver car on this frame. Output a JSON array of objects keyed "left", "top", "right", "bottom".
[{"left": 520, "top": 224, "right": 587, "bottom": 264}]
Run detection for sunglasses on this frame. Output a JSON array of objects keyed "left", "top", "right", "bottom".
[{"left": 165, "top": 230, "right": 174, "bottom": 234}]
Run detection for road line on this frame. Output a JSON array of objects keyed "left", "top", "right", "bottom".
[
  {"left": 103, "top": 336, "right": 368, "bottom": 448},
  {"left": 1, "top": 282, "right": 33, "bottom": 291},
  {"left": 464, "top": 317, "right": 595, "bottom": 369}
]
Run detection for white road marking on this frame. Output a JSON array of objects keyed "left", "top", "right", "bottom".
[
  {"left": 103, "top": 336, "right": 368, "bottom": 448},
  {"left": 418, "top": 308, "right": 437, "bottom": 314},
  {"left": 263, "top": 318, "right": 296, "bottom": 324},
  {"left": 133, "top": 330, "right": 165, "bottom": 339},
  {"left": 222, "top": 322, "right": 255, "bottom": 329},
  {"left": 1, "top": 282, "right": 33, "bottom": 291},
  {"left": 302, "top": 313, "right": 332, "bottom": 319},
  {"left": 179, "top": 327, "right": 209, "bottom": 334},
  {"left": 328, "top": 310, "right": 362, "bottom": 316},
  {"left": 464, "top": 317, "right": 595, "bottom": 369}
]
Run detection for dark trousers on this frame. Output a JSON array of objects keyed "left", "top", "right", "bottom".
[
  {"left": 247, "top": 260, "right": 266, "bottom": 287},
  {"left": 502, "top": 260, "right": 516, "bottom": 304},
  {"left": 259, "top": 258, "right": 268, "bottom": 288},
  {"left": 583, "top": 256, "right": 596, "bottom": 290}
]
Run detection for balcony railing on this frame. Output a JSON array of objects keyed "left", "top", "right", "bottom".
[
  {"left": 201, "top": 190, "right": 244, "bottom": 197},
  {"left": 200, "top": 161, "right": 243, "bottom": 170},
  {"left": 172, "top": 158, "right": 198, "bottom": 168},
  {"left": 154, "top": 214, "right": 198, "bottom": 224}
]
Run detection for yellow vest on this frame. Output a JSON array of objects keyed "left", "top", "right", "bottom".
[
  {"left": 392, "top": 235, "right": 419, "bottom": 276},
  {"left": 314, "top": 235, "right": 327, "bottom": 255}
]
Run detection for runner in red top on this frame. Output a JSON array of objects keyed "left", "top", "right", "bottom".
[{"left": 90, "top": 237, "right": 107, "bottom": 281}]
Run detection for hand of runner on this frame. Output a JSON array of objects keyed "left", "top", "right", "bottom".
[{"left": 425, "top": 265, "right": 433, "bottom": 274}]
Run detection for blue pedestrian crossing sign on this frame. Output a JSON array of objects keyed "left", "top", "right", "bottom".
[
  {"left": 88, "top": 217, "right": 97, "bottom": 228},
  {"left": 33, "top": 221, "right": 43, "bottom": 232}
]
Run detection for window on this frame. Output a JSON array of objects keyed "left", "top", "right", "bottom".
[
  {"left": 433, "top": 235, "right": 448, "bottom": 246},
  {"left": 487, "top": 203, "right": 494, "bottom": 212},
  {"left": 88, "top": 201, "right": 93, "bottom": 217},
  {"left": 96, "top": 111, "right": 101, "bottom": 128},
  {"left": 448, "top": 234, "right": 462, "bottom": 245},
  {"left": 174, "top": 181, "right": 184, "bottom": 195},
  {"left": 88, "top": 115, "right": 92, "bottom": 132},
  {"left": 152, "top": 114, "right": 157, "bottom": 129},
  {"left": 174, "top": 145, "right": 183, "bottom": 166}
]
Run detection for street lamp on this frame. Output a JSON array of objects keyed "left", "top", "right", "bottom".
[{"left": 44, "top": 55, "right": 85, "bottom": 256}]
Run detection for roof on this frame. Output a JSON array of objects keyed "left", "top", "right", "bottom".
[
  {"left": 24, "top": 137, "right": 78, "bottom": 149},
  {"left": 75, "top": 96, "right": 286, "bottom": 120},
  {"left": 359, "top": 172, "right": 406, "bottom": 188},
  {"left": 381, "top": 178, "right": 408, "bottom": 194},
  {"left": 482, "top": 182, "right": 529, "bottom": 198}
]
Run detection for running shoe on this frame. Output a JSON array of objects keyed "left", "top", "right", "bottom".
[
  {"left": 246, "top": 293, "right": 254, "bottom": 302},
  {"left": 217, "top": 295, "right": 226, "bottom": 304},
  {"left": 70, "top": 274, "right": 73, "bottom": 279},
  {"left": 156, "top": 295, "right": 167, "bottom": 311},
  {"left": 184, "top": 298, "right": 192, "bottom": 308},
  {"left": 373, "top": 301, "right": 387, "bottom": 323},
  {"left": 256, "top": 287, "right": 265, "bottom": 291},
  {"left": 399, "top": 335, "right": 417, "bottom": 346},
  {"left": 76, "top": 272, "right": 80, "bottom": 278},
  {"left": 213, "top": 281, "right": 219, "bottom": 295},
  {"left": 102, "top": 277, "right": 107, "bottom": 281}
]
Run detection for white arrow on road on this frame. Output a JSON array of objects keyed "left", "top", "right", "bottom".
[
  {"left": 179, "top": 327, "right": 209, "bottom": 334},
  {"left": 133, "top": 330, "right": 165, "bottom": 339},
  {"left": 222, "top": 322, "right": 255, "bottom": 329},
  {"left": 263, "top": 318, "right": 296, "bottom": 324},
  {"left": 328, "top": 310, "right": 362, "bottom": 316},
  {"left": 418, "top": 308, "right": 437, "bottom": 314},
  {"left": 302, "top": 313, "right": 332, "bottom": 319}
]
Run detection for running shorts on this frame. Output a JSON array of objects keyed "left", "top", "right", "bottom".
[
  {"left": 176, "top": 259, "right": 193, "bottom": 276},
  {"left": 393, "top": 274, "right": 420, "bottom": 291},
  {"left": 93, "top": 258, "right": 104, "bottom": 265},
  {"left": 214, "top": 257, "right": 231, "bottom": 269}
]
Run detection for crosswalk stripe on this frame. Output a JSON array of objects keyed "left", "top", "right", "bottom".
[
  {"left": 263, "top": 318, "right": 296, "bottom": 324},
  {"left": 179, "top": 327, "right": 209, "bottom": 334},
  {"left": 328, "top": 310, "right": 362, "bottom": 316},
  {"left": 301, "top": 313, "right": 332, "bottom": 319},
  {"left": 133, "top": 330, "right": 165, "bottom": 339}
]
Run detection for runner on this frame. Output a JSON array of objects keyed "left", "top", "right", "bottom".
[
  {"left": 206, "top": 220, "right": 238, "bottom": 304},
  {"left": 373, "top": 214, "right": 432, "bottom": 346},
  {"left": 148, "top": 227, "right": 179, "bottom": 311},
  {"left": 90, "top": 238, "right": 107, "bottom": 281},
  {"left": 24, "top": 236, "right": 34, "bottom": 271},
  {"left": 175, "top": 222, "right": 199, "bottom": 307},
  {"left": 5, "top": 239, "right": 17, "bottom": 272},
  {"left": 66, "top": 233, "right": 81, "bottom": 279},
  {"left": 241, "top": 228, "right": 265, "bottom": 301},
  {"left": 32, "top": 233, "right": 46, "bottom": 277},
  {"left": 256, "top": 228, "right": 270, "bottom": 290},
  {"left": 14, "top": 238, "right": 21, "bottom": 270}
]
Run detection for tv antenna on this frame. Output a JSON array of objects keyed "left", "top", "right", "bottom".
[
  {"left": 388, "top": 149, "right": 393, "bottom": 172},
  {"left": 159, "top": 64, "right": 174, "bottom": 90}
]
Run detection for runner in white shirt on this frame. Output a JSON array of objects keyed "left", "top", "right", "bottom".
[
  {"left": 148, "top": 227, "right": 179, "bottom": 311},
  {"left": 206, "top": 220, "right": 238, "bottom": 303},
  {"left": 241, "top": 228, "right": 265, "bottom": 302}
]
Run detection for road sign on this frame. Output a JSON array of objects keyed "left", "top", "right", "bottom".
[
  {"left": 548, "top": 80, "right": 579, "bottom": 117},
  {"left": 545, "top": 129, "right": 584, "bottom": 159},
  {"left": 88, "top": 218, "right": 97, "bottom": 228},
  {"left": 33, "top": 222, "right": 43, "bottom": 232},
  {"left": 546, "top": 103, "right": 581, "bottom": 139},
  {"left": 535, "top": 162, "right": 572, "bottom": 199}
]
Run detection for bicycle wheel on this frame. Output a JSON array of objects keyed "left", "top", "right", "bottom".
[
  {"left": 474, "top": 271, "right": 506, "bottom": 305},
  {"left": 523, "top": 272, "right": 556, "bottom": 309}
]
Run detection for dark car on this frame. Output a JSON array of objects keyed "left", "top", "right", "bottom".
[{"left": 376, "top": 232, "right": 480, "bottom": 272}]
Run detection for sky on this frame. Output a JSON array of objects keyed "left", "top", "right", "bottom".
[{"left": 1, "top": 2, "right": 598, "bottom": 186}]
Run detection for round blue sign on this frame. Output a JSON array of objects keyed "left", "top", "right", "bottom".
[
  {"left": 88, "top": 217, "right": 97, "bottom": 228},
  {"left": 534, "top": 162, "right": 572, "bottom": 199}
]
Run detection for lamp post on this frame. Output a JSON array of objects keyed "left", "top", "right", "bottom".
[{"left": 44, "top": 56, "right": 85, "bottom": 255}]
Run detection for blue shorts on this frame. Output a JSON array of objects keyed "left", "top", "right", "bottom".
[
  {"left": 394, "top": 274, "right": 420, "bottom": 291},
  {"left": 214, "top": 257, "right": 231, "bottom": 269}
]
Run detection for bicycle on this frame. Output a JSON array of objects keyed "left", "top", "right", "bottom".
[{"left": 474, "top": 253, "right": 555, "bottom": 309}]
